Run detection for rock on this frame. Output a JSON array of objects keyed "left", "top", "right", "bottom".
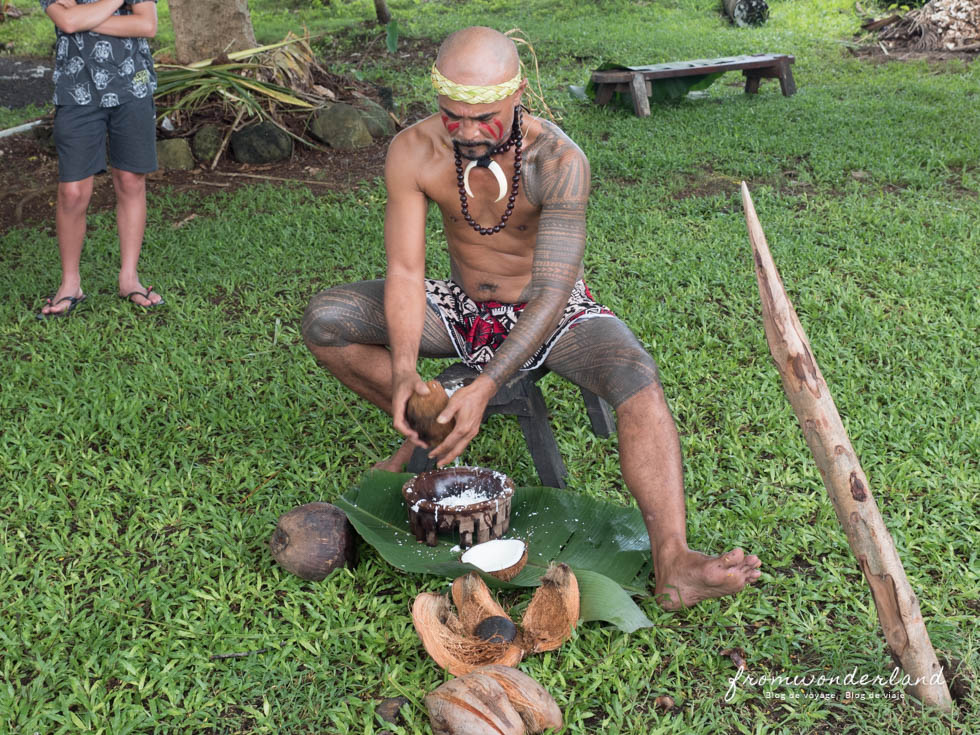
[
  {"left": 353, "top": 97, "right": 395, "bottom": 138},
  {"left": 31, "top": 124, "right": 55, "bottom": 153},
  {"left": 230, "top": 121, "right": 293, "bottom": 164},
  {"left": 308, "top": 103, "right": 373, "bottom": 149},
  {"left": 156, "top": 138, "right": 195, "bottom": 171},
  {"left": 376, "top": 696, "right": 409, "bottom": 725},
  {"left": 375, "top": 85, "right": 395, "bottom": 111},
  {"left": 192, "top": 124, "right": 223, "bottom": 164}
]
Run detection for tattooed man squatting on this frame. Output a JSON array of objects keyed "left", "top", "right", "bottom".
[{"left": 302, "top": 26, "right": 761, "bottom": 609}]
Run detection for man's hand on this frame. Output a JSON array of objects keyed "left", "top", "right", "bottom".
[
  {"left": 426, "top": 377, "right": 496, "bottom": 466},
  {"left": 391, "top": 370, "right": 430, "bottom": 448},
  {"left": 54, "top": 0, "right": 76, "bottom": 9}
]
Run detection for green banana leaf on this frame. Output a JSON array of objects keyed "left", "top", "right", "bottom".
[
  {"left": 336, "top": 471, "right": 654, "bottom": 633},
  {"left": 585, "top": 62, "right": 723, "bottom": 106}
]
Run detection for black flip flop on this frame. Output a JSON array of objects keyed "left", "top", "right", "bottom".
[
  {"left": 36, "top": 293, "right": 86, "bottom": 320},
  {"left": 121, "top": 286, "right": 165, "bottom": 308}
]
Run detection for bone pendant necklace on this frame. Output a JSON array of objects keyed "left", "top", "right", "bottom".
[{"left": 454, "top": 106, "right": 523, "bottom": 236}]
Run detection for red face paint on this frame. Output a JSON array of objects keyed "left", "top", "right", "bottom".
[
  {"left": 478, "top": 119, "right": 504, "bottom": 139},
  {"left": 441, "top": 114, "right": 460, "bottom": 133}
]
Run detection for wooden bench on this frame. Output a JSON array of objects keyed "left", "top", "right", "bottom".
[
  {"left": 590, "top": 53, "right": 796, "bottom": 117},
  {"left": 406, "top": 363, "right": 616, "bottom": 488}
]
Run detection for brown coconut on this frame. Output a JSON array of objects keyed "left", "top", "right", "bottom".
[
  {"left": 451, "top": 572, "right": 514, "bottom": 638},
  {"left": 268, "top": 502, "right": 355, "bottom": 581},
  {"left": 412, "top": 592, "right": 523, "bottom": 676},
  {"left": 475, "top": 665, "right": 563, "bottom": 734},
  {"left": 406, "top": 380, "right": 455, "bottom": 445},
  {"left": 425, "top": 673, "right": 525, "bottom": 735},
  {"left": 520, "top": 563, "right": 580, "bottom": 653}
]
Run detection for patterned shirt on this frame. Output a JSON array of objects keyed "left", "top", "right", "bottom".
[{"left": 40, "top": 0, "right": 157, "bottom": 107}]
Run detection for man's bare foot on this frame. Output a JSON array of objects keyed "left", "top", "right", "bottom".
[
  {"left": 654, "top": 547, "right": 761, "bottom": 610},
  {"left": 371, "top": 440, "right": 418, "bottom": 473}
]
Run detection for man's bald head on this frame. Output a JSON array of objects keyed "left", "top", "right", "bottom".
[{"left": 435, "top": 27, "right": 519, "bottom": 86}]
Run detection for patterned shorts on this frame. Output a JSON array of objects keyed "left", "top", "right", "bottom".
[{"left": 424, "top": 279, "right": 615, "bottom": 371}]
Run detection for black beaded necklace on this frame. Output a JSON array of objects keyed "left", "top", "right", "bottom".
[{"left": 453, "top": 106, "right": 523, "bottom": 236}]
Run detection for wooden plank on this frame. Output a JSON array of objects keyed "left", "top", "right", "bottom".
[
  {"left": 777, "top": 58, "right": 797, "bottom": 96},
  {"left": 591, "top": 54, "right": 794, "bottom": 84},
  {"left": 629, "top": 72, "right": 651, "bottom": 117},
  {"left": 594, "top": 83, "right": 614, "bottom": 106},
  {"left": 581, "top": 387, "right": 615, "bottom": 437}
]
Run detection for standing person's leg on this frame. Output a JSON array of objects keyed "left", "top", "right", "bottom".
[
  {"left": 109, "top": 96, "right": 162, "bottom": 306},
  {"left": 543, "top": 316, "right": 762, "bottom": 609},
  {"left": 40, "top": 176, "right": 95, "bottom": 315},
  {"left": 40, "top": 105, "right": 106, "bottom": 317}
]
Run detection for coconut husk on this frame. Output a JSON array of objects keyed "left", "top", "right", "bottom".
[
  {"left": 520, "top": 563, "right": 580, "bottom": 654},
  {"left": 878, "top": 0, "right": 980, "bottom": 51},
  {"left": 425, "top": 673, "right": 525, "bottom": 735},
  {"left": 268, "top": 502, "right": 355, "bottom": 581},
  {"left": 474, "top": 665, "right": 563, "bottom": 734},
  {"left": 406, "top": 380, "right": 455, "bottom": 445},
  {"left": 412, "top": 592, "right": 523, "bottom": 676},
  {"left": 451, "top": 572, "right": 514, "bottom": 637}
]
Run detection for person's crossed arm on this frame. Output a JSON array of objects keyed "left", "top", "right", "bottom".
[
  {"left": 428, "top": 126, "right": 591, "bottom": 466},
  {"left": 45, "top": 0, "right": 157, "bottom": 38}
]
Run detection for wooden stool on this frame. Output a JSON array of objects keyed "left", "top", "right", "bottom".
[
  {"left": 406, "top": 363, "right": 615, "bottom": 488},
  {"left": 590, "top": 53, "right": 796, "bottom": 117}
]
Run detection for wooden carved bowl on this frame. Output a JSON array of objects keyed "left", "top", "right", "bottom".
[{"left": 402, "top": 467, "right": 515, "bottom": 548}]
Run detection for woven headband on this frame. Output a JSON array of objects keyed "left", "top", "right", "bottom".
[{"left": 431, "top": 64, "right": 522, "bottom": 104}]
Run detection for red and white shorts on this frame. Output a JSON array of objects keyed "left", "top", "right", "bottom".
[{"left": 424, "top": 278, "right": 616, "bottom": 371}]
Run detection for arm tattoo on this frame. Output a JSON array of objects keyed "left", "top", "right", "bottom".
[{"left": 480, "top": 123, "right": 590, "bottom": 388}]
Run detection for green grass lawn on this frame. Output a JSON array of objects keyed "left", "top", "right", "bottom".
[{"left": 2, "top": 0, "right": 979, "bottom": 732}]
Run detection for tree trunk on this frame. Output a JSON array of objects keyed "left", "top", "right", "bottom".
[
  {"left": 740, "top": 182, "right": 953, "bottom": 712},
  {"left": 168, "top": 0, "right": 258, "bottom": 65},
  {"left": 723, "top": 0, "right": 769, "bottom": 27},
  {"left": 374, "top": 0, "right": 392, "bottom": 25}
]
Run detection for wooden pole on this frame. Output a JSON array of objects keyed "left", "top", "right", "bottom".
[{"left": 740, "top": 182, "right": 952, "bottom": 711}]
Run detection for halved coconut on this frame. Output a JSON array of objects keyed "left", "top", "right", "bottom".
[
  {"left": 520, "top": 563, "right": 580, "bottom": 654},
  {"left": 451, "top": 571, "right": 515, "bottom": 637},
  {"left": 474, "top": 664, "right": 563, "bottom": 734},
  {"left": 459, "top": 538, "right": 528, "bottom": 582},
  {"left": 411, "top": 592, "right": 523, "bottom": 676},
  {"left": 425, "top": 673, "right": 524, "bottom": 735}
]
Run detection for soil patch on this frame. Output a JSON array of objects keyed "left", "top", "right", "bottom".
[
  {"left": 0, "top": 29, "right": 441, "bottom": 234},
  {"left": 1, "top": 86, "right": 432, "bottom": 234},
  {"left": 0, "top": 55, "right": 54, "bottom": 109},
  {"left": 848, "top": 43, "right": 979, "bottom": 63},
  {"left": 0, "top": 118, "right": 392, "bottom": 235}
]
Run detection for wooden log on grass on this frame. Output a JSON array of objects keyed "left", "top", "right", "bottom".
[
  {"left": 740, "top": 182, "right": 953, "bottom": 712},
  {"left": 723, "top": 0, "right": 769, "bottom": 27}
]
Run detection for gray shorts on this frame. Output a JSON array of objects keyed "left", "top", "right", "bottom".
[{"left": 53, "top": 98, "right": 157, "bottom": 182}]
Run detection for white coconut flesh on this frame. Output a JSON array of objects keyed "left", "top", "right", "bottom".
[{"left": 460, "top": 539, "right": 526, "bottom": 572}]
